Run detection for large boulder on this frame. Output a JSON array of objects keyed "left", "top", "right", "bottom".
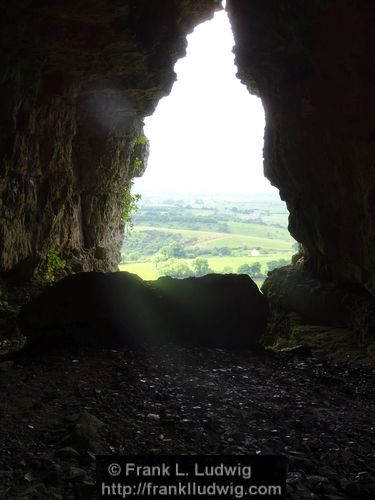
[
  {"left": 152, "top": 273, "right": 268, "bottom": 348},
  {"left": 19, "top": 271, "right": 268, "bottom": 353},
  {"left": 261, "top": 265, "right": 375, "bottom": 345}
]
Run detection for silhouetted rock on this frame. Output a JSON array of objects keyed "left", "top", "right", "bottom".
[
  {"left": 20, "top": 272, "right": 160, "bottom": 352},
  {"left": 19, "top": 271, "right": 268, "bottom": 353},
  {"left": 152, "top": 273, "right": 269, "bottom": 348}
]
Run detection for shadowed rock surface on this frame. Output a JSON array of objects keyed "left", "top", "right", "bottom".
[
  {"left": 227, "top": 0, "right": 375, "bottom": 295},
  {"left": 262, "top": 265, "right": 375, "bottom": 329},
  {"left": 261, "top": 266, "right": 375, "bottom": 354},
  {"left": 0, "top": 0, "right": 221, "bottom": 280},
  {"left": 19, "top": 272, "right": 268, "bottom": 352}
]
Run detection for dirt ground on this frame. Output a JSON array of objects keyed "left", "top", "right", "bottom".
[{"left": 0, "top": 345, "right": 374, "bottom": 499}]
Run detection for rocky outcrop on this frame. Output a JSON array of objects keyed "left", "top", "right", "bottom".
[
  {"left": 19, "top": 272, "right": 268, "bottom": 352},
  {"left": 262, "top": 266, "right": 375, "bottom": 330},
  {"left": 227, "top": 0, "right": 375, "bottom": 295},
  {"left": 152, "top": 273, "right": 269, "bottom": 348},
  {"left": 0, "top": 0, "right": 221, "bottom": 281},
  {"left": 261, "top": 265, "right": 375, "bottom": 350}
]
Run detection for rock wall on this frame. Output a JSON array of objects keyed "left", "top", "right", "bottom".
[
  {"left": 0, "top": 0, "right": 220, "bottom": 281},
  {"left": 2, "top": 0, "right": 375, "bottom": 298},
  {"left": 227, "top": 0, "right": 375, "bottom": 295}
]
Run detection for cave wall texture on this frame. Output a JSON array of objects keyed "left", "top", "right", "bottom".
[
  {"left": 0, "top": 0, "right": 221, "bottom": 281},
  {"left": 227, "top": 0, "right": 375, "bottom": 294},
  {"left": 1, "top": 0, "right": 375, "bottom": 297}
]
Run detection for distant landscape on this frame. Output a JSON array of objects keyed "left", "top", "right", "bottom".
[{"left": 119, "top": 192, "right": 297, "bottom": 286}]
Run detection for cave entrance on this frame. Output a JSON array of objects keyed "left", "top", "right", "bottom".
[{"left": 120, "top": 7, "right": 296, "bottom": 285}]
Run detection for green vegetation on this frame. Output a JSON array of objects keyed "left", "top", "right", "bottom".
[
  {"left": 121, "top": 181, "right": 142, "bottom": 232},
  {"left": 119, "top": 193, "right": 296, "bottom": 285},
  {"left": 133, "top": 157, "right": 143, "bottom": 172},
  {"left": 237, "top": 262, "right": 262, "bottom": 277},
  {"left": 44, "top": 247, "right": 66, "bottom": 282},
  {"left": 133, "top": 134, "right": 148, "bottom": 146},
  {"left": 154, "top": 257, "right": 214, "bottom": 279}
]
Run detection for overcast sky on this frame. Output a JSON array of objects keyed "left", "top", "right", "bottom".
[{"left": 133, "top": 10, "right": 277, "bottom": 196}]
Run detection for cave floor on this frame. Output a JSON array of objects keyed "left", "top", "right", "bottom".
[{"left": 0, "top": 347, "right": 374, "bottom": 499}]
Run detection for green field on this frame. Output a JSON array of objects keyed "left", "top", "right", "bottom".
[
  {"left": 119, "top": 262, "right": 159, "bottom": 280},
  {"left": 201, "top": 235, "right": 292, "bottom": 251},
  {"left": 120, "top": 252, "right": 290, "bottom": 280},
  {"left": 119, "top": 193, "right": 296, "bottom": 284},
  {"left": 135, "top": 225, "right": 218, "bottom": 242},
  {"left": 133, "top": 225, "right": 292, "bottom": 252}
]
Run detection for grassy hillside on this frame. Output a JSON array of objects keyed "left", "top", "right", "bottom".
[{"left": 119, "top": 193, "right": 296, "bottom": 285}]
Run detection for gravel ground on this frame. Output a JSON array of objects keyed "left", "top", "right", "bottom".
[{"left": 0, "top": 346, "right": 374, "bottom": 499}]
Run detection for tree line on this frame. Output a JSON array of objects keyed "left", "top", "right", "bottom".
[{"left": 156, "top": 258, "right": 290, "bottom": 280}]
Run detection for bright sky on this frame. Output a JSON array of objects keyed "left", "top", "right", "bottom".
[{"left": 133, "top": 9, "right": 277, "bottom": 196}]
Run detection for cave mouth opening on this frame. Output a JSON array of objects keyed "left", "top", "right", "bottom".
[{"left": 120, "top": 8, "right": 296, "bottom": 285}]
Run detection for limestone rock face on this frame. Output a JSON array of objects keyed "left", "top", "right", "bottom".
[
  {"left": 0, "top": 0, "right": 220, "bottom": 280},
  {"left": 262, "top": 265, "right": 375, "bottom": 332},
  {"left": 227, "top": 0, "right": 375, "bottom": 294},
  {"left": 19, "top": 272, "right": 268, "bottom": 351},
  {"left": 261, "top": 265, "right": 375, "bottom": 352}
]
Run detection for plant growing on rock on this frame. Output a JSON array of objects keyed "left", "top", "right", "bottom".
[
  {"left": 121, "top": 180, "right": 141, "bottom": 233},
  {"left": 44, "top": 247, "right": 66, "bottom": 282},
  {"left": 133, "top": 156, "right": 143, "bottom": 173},
  {"left": 131, "top": 134, "right": 148, "bottom": 175},
  {"left": 35, "top": 247, "right": 66, "bottom": 282},
  {"left": 133, "top": 134, "right": 147, "bottom": 146}
]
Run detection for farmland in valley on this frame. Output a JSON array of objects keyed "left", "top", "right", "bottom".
[{"left": 119, "top": 193, "right": 297, "bottom": 286}]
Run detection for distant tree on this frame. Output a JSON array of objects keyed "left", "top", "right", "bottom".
[
  {"left": 222, "top": 266, "right": 233, "bottom": 274},
  {"left": 212, "top": 246, "right": 232, "bottom": 256},
  {"left": 249, "top": 262, "right": 262, "bottom": 276},
  {"left": 160, "top": 243, "right": 186, "bottom": 259},
  {"left": 192, "top": 258, "right": 213, "bottom": 277},
  {"left": 267, "top": 260, "right": 278, "bottom": 272},
  {"left": 217, "top": 222, "right": 229, "bottom": 233},
  {"left": 218, "top": 247, "right": 232, "bottom": 256},
  {"left": 237, "top": 262, "right": 264, "bottom": 277},
  {"left": 237, "top": 263, "right": 252, "bottom": 275},
  {"left": 267, "top": 259, "right": 290, "bottom": 272},
  {"left": 186, "top": 246, "right": 209, "bottom": 258},
  {"left": 160, "top": 262, "right": 193, "bottom": 279},
  {"left": 128, "top": 252, "right": 140, "bottom": 262}
]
